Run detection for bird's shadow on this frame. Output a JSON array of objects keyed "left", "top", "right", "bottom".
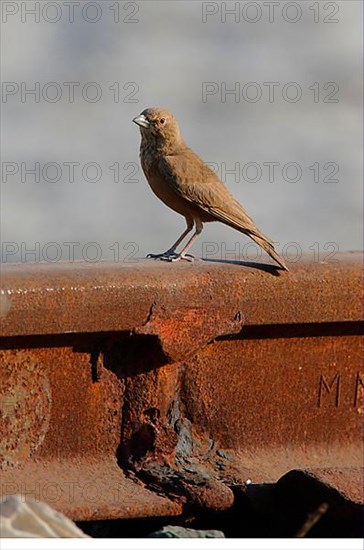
[{"left": 200, "top": 257, "right": 284, "bottom": 276}]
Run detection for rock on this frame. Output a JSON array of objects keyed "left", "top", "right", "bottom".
[
  {"left": 148, "top": 525, "right": 225, "bottom": 538},
  {"left": 0, "top": 495, "right": 88, "bottom": 538}
]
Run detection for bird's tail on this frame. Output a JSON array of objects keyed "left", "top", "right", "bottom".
[
  {"left": 248, "top": 232, "right": 288, "bottom": 271},
  {"left": 208, "top": 196, "right": 289, "bottom": 270}
]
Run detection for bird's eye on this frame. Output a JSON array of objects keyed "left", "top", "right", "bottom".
[{"left": 159, "top": 118, "right": 166, "bottom": 124}]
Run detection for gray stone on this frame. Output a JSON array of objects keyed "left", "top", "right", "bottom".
[{"left": 148, "top": 525, "right": 225, "bottom": 538}]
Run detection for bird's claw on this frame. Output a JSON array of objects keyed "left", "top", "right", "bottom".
[
  {"left": 170, "top": 254, "right": 197, "bottom": 262},
  {"left": 146, "top": 252, "right": 198, "bottom": 262},
  {"left": 146, "top": 251, "right": 178, "bottom": 261}
]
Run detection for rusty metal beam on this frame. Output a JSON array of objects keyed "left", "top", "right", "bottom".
[
  {"left": 1, "top": 253, "right": 361, "bottom": 338},
  {"left": 0, "top": 253, "right": 363, "bottom": 521}
]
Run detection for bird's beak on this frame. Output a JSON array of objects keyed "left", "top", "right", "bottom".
[{"left": 132, "top": 114, "right": 150, "bottom": 129}]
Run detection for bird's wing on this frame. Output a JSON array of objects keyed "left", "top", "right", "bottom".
[{"left": 159, "top": 150, "right": 270, "bottom": 241}]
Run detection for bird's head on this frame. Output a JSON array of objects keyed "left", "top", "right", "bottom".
[{"left": 133, "top": 108, "right": 182, "bottom": 150}]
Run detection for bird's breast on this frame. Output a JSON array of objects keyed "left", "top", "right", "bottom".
[{"left": 139, "top": 143, "right": 196, "bottom": 218}]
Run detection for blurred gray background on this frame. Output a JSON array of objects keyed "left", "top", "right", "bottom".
[{"left": 1, "top": 0, "right": 362, "bottom": 264}]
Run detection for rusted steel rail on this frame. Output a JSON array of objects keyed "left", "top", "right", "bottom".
[{"left": 0, "top": 253, "right": 363, "bottom": 522}]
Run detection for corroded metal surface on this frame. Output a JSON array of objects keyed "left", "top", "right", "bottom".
[
  {"left": 0, "top": 253, "right": 363, "bottom": 520},
  {"left": 0, "top": 343, "right": 182, "bottom": 520},
  {"left": 1, "top": 253, "right": 361, "bottom": 338},
  {"left": 1, "top": 459, "right": 181, "bottom": 521}
]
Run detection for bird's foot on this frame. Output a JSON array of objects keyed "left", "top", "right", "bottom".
[
  {"left": 146, "top": 250, "right": 178, "bottom": 261},
  {"left": 170, "top": 253, "right": 198, "bottom": 262},
  {"left": 146, "top": 251, "right": 199, "bottom": 262}
]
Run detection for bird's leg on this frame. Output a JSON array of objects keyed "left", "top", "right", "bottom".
[
  {"left": 170, "top": 219, "right": 203, "bottom": 262},
  {"left": 147, "top": 218, "right": 194, "bottom": 260}
]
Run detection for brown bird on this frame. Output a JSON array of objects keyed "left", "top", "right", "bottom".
[{"left": 133, "top": 107, "right": 288, "bottom": 271}]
